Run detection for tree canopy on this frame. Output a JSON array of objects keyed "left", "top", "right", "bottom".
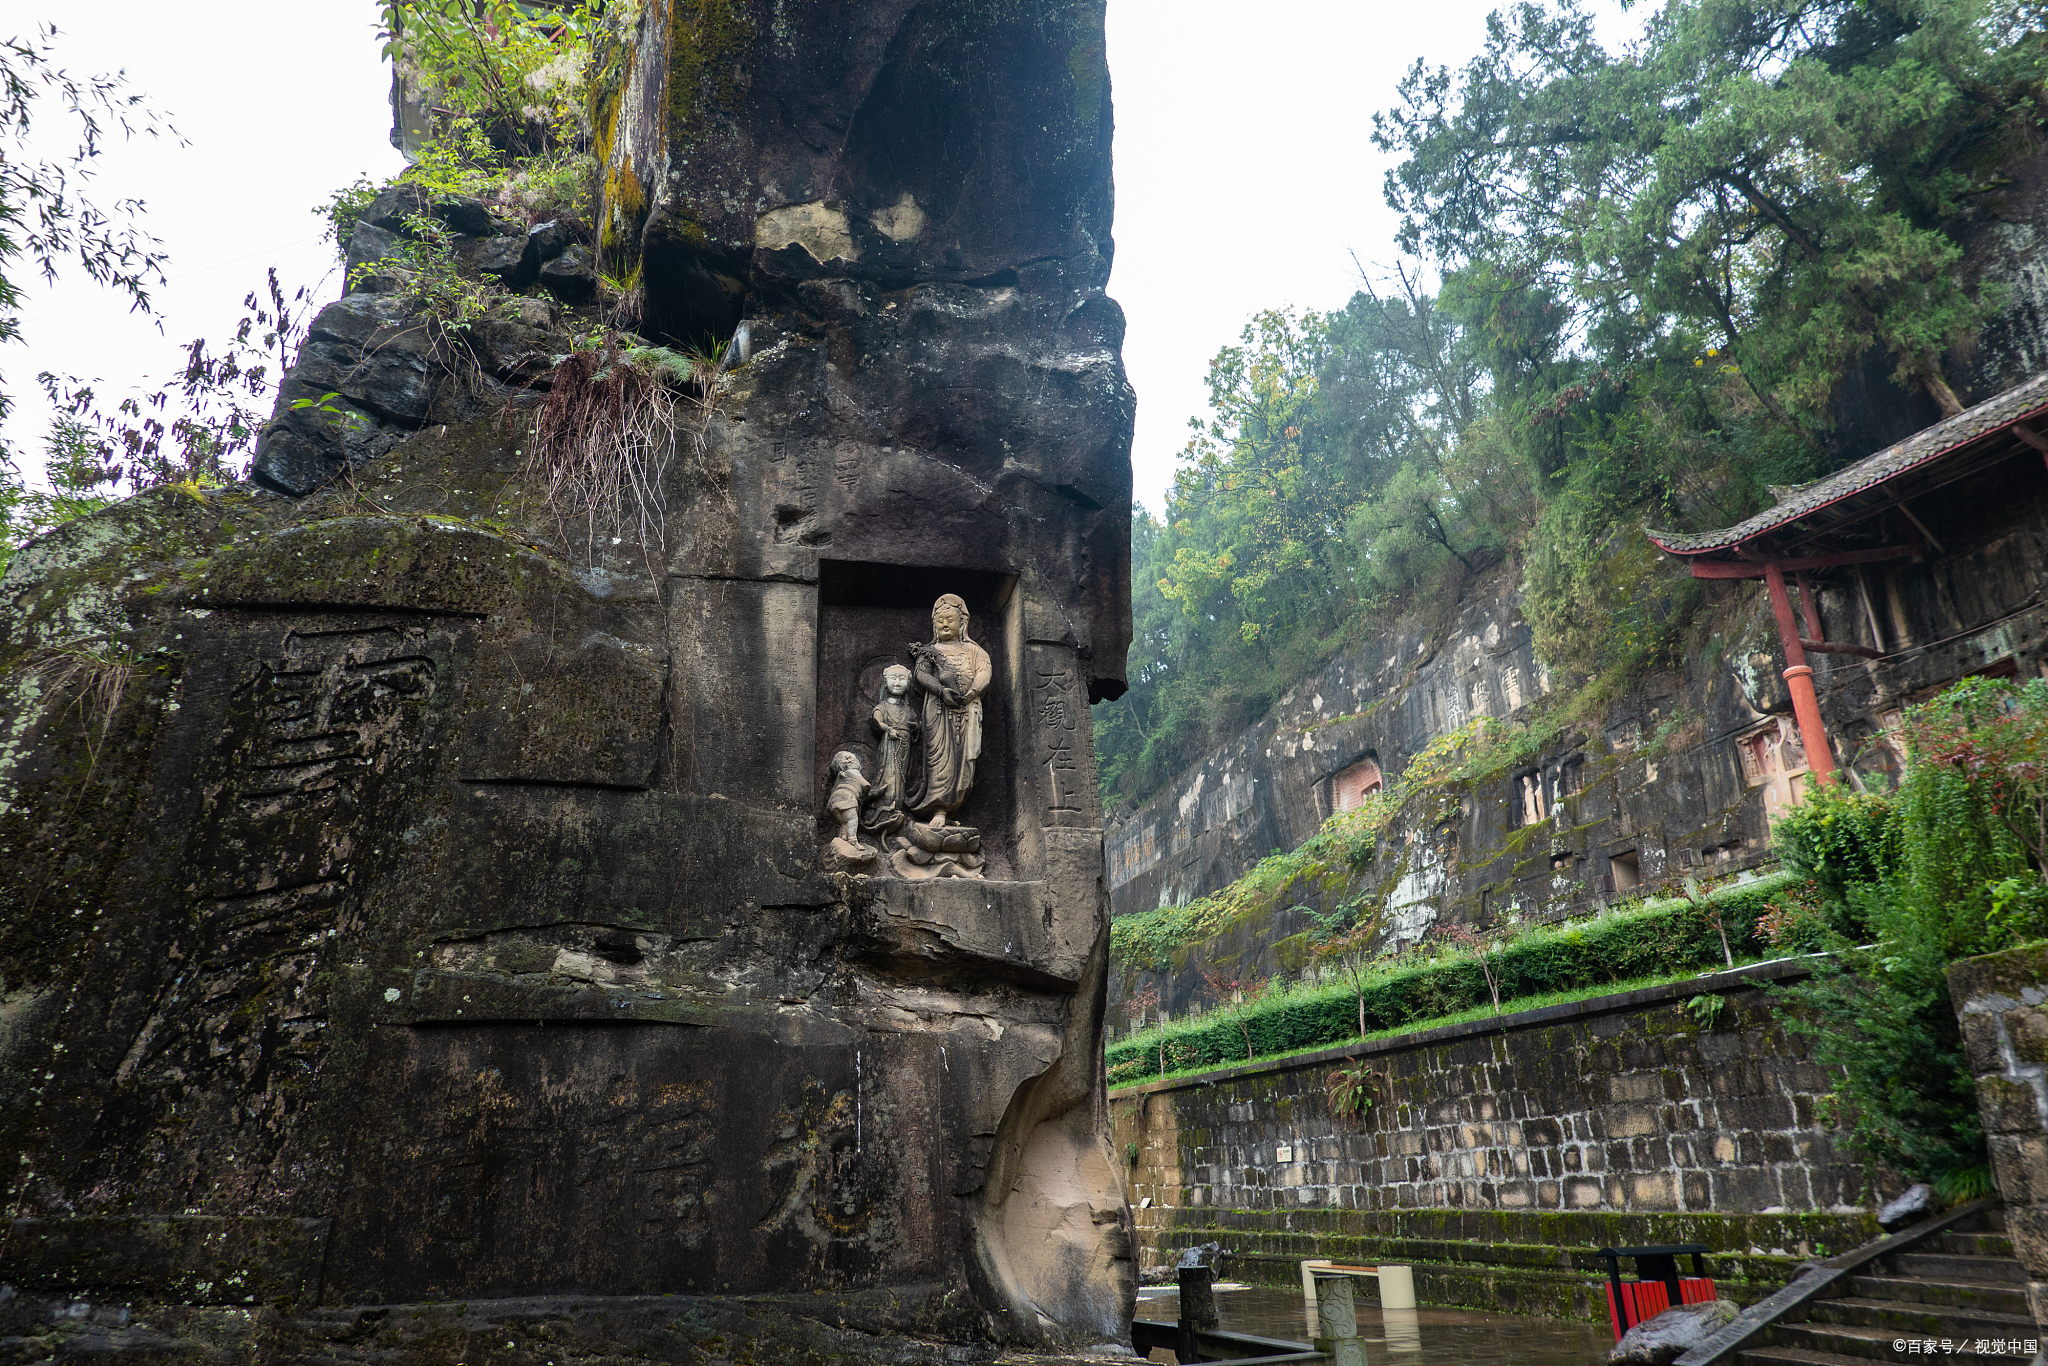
[
  {"left": 1095, "top": 0, "right": 2048, "bottom": 813},
  {"left": 0, "top": 26, "right": 171, "bottom": 428}
]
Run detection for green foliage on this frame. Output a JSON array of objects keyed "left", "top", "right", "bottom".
[
  {"left": 1684, "top": 992, "right": 1728, "bottom": 1030},
  {"left": 1775, "top": 896, "right": 1985, "bottom": 1183},
  {"left": 1325, "top": 1063, "right": 1380, "bottom": 1120},
  {"left": 1773, "top": 783, "right": 1902, "bottom": 911},
  {"left": 1934, "top": 1165, "right": 1998, "bottom": 1202},
  {"left": 362, "top": 213, "right": 495, "bottom": 330},
  {"left": 1107, "top": 872, "right": 1800, "bottom": 1085},
  {"left": 318, "top": 174, "right": 381, "bottom": 253},
  {"left": 0, "top": 26, "right": 174, "bottom": 425},
  {"left": 1770, "top": 677, "right": 2048, "bottom": 1187},
  {"left": 381, "top": 0, "right": 600, "bottom": 159},
  {"left": 0, "top": 418, "right": 117, "bottom": 574},
  {"left": 36, "top": 269, "right": 316, "bottom": 496},
  {"left": 1376, "top": 0, "right": 2040, "bottom": 428}
]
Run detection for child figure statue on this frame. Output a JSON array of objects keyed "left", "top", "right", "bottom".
[
  {"left": 861, "top": 664, "right": 919, "bottom": 836},
  {"left": 824, "top": 750, "right": 876, "bottom": 865}
]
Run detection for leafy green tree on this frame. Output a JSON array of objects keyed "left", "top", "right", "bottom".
[
  {"left": 0, "top": 26, "right": 173, "bottom": 425},
  {"left": 1376, "top": 0, "right": 2039, "bottom": 439},
  {"left": 381, "top": 0, "right": 599, "bottom": 159},
  {"left": 1159, "top": 309, "right": 1356, "bottom": 647},
  {"left": 1097, "top": 281, "right": 1496, "bottom": 808},
  {"left": 0, "top": 416, "right": 118, "bottom": 575}
]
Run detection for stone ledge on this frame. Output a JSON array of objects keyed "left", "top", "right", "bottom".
[
  {"left": 0, "top": 1216, "right": 331, "bottom": 1304},
  {"left": 1109, "top": 955, "right": 1821, "bottom": 1099},
  {"left": 1132, "top": 1203, "right": 1876, "bottom": 1254}
]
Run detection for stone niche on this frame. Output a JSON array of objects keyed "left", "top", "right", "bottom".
[{"left": 815, "top": 561, "right": 1023, "bottom": 879}]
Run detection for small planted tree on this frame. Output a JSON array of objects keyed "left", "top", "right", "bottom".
[
  {"left": 1199, "top": 965, "right": 1260, "bottom": 1061},
  {"left": 1431, "top": 921, "right": 1503, "bottom": 1014},
  {"left": 1309, "top": 897, "right": 1386, "bottom": 1039}
]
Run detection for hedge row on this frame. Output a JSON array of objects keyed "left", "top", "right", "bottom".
[{"left": 1105, "top": 870, "right": 1802, "bottom": 1086}]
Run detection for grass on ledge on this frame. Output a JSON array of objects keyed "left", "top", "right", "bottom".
[
  {"left": 1106, "top": 961, "right": 1772, "bottom": 1093},
  {"left": 1106, "top": 870, "right": 1810, "bottom": 1089}
]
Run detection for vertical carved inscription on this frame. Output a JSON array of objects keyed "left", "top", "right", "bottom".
[
  {"left": 1035, "top": 658, "right": 1084, "bottom": 824},
  {"left": 109, "top": 624, "right": 441, "bottom": 1208}
]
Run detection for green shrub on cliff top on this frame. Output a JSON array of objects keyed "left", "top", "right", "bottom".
[{"left": 1106, "top": 870, "right": 1800, "bottom": 1086}]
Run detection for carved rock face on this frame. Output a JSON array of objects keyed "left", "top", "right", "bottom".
[{"left": 0, "top": 0, "right": 1135, "bottom": 1357}]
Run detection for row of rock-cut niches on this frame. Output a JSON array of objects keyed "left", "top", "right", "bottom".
[{"left": 822, "top": 591, "right": 995, "bottom": 881}]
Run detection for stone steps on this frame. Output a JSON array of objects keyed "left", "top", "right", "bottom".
[
  {"left": 1930, "top": 1229, "right": 2015, "bottom": 1259},
  {"left": 1734, "top": 1206, "right": 2035, "bottom": 1366},
  {"left": 1885, "top": 1250, "right": 2029, "bottom": 1282},
  {"left": 1737, "top": 1347, "right": 1914, "bottom": 1366},
  {"left": 1844, "top": 1272, "right": 2029, "bottom": 1315},
  {"left": 1802, "top": 1294, "right": 2033, "bottom": 1337}
]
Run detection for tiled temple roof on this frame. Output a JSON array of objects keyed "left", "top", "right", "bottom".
[{"left": 1645, "top": 371, "right": 2048, "bottom": 556}]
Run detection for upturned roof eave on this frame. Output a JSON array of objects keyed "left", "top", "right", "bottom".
[{"left": 1643, "top": 370, "right": 2048, "bottom": 559}]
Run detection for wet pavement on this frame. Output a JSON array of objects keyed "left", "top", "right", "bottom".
[{"left": 1135, "top": 1284, "right": 1613, "bottom": 1364}]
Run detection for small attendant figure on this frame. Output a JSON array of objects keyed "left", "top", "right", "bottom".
[
  {"left": 863, "top": 663, "right": 919, "bottom": 834},
  {"left": 824, "top": 750, "right": 874, "bottom": 862}
]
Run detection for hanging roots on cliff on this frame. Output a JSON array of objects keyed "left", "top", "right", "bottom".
[{"left": 524, "top": 336, "right": 729, "bottom": 567}]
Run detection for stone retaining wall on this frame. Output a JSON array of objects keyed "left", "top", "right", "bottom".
[
  {"left": 1109, "top": 962, "right": 1889, "bottom": 1319},
  {"left": 1949, "top": 941, "right": 2048, "bottom": 1328}
]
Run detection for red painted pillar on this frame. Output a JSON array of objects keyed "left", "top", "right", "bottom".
[{"left": 1764, "top": 561, "right": 1837, "bottom": 784}]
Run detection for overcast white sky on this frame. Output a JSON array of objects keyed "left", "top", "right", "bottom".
[{"left": 1, "top": 1, "right": 1638, "bottom": 512}]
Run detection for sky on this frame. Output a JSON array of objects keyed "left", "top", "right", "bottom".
[{"left": 1, "top": 1, "right": 1636, "bottom": 513}]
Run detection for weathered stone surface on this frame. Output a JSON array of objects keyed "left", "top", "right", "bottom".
[
  {"left": 597, "top": 1, "right": 1112, "bottom": 331},
  {"left": 1952, "top": 945, "right": 2048, "bottom": 1280},
  {"left": 341, "top": 219, "right": 405, "bottom": 284},
  {"left": 598, "top": 0, "right": 1133, "bottom": 699},
  {"left": 355, "top": 183, "right": 495, "bottom": 238},
  {"left": 540, "top": 243, "right": 599, "bottom": 303},
  {"left": 458, "top": 231, "right": 528, "bottom": 282},
  {"left": 2, "top": 1, "right": 1135, "bottom": 1358},
  {"left": 1609, "top": 1300, "right": 1738, "bottom": 1364}
]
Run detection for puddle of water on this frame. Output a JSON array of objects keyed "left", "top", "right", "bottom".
[{"left": 1135, "top": 1285, "right": 1612, "bottom": 1365}]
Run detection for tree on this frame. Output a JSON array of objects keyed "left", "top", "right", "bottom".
[
  {"left": 1375, "top": 0, "right": 2036, "bottom": 437},
  {"left": 0, "top": 26, "right": 173, "bottom": 427},
  {"left": 0, "top": 416, "right": 117, "bottom": 576},
  {"left": 1095, "top": 278, "right": 1497, "bottom": 810},
  {"left": 1309, "top": 899, "right": 1387, "bottom": 1040},
  {"left": 40, "top": 268, "right": 316, "bottom": 493},
  {"left": 1159, "top": 308, "right": 1358, "bottom": 648}
]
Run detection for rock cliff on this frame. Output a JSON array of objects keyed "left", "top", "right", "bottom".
[{"left": 0, "top": 2, "right": 1136, "bottom": 1359}]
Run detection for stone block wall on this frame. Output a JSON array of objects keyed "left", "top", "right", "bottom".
[
  {"left": 1950, "top": 943, "right": 2048, "bottom": 1328},
  {"left": 1110, "top": 965, "right": 1887, "bottom": 1317}
]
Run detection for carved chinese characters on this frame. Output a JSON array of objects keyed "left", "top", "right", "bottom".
[{"left": 1034, "top": 658, "right": 1084, "bottom": 825}]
